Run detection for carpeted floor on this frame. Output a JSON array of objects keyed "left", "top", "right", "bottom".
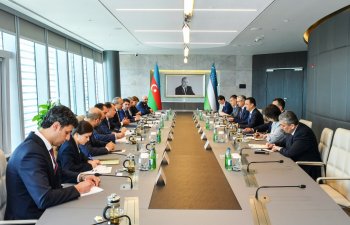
[{"left": 148, "top": 112, "right": 241, "bottom": 210}]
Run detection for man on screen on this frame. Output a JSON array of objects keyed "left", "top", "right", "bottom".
[{"left": 175, "top": 77, "right": 195, "bottom": 95}]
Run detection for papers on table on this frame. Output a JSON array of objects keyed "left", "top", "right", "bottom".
[
  {"left": 116, "top": 137, "right": 127, "bottom": 143},
  {"left": 83, "top": 165, "right": 112, "bottom": 175},
  {"left": 81, "top": 186, "right": 103, "bottom": 197},
  {"left": 100, "top": 159, "right": 119, "bottom": 165},
  {"left": 125, "top": 130, "right": 133, "bottom": 136},
  {"left": 248, "top": 144, "right": 268, "bottom": 149}
]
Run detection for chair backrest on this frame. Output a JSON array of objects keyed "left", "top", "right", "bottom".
[
  {"left": 0, "top": 149, "right": 7, "bottom": 220},
  {"left": 299, "top": 119, "right": 312, "bottom": 128},
  {"left": 318, "top": 128, "right": 334, "bottom": 164},
  {"left": 326, "top": 128, "right": 350, "bottom": 201}
]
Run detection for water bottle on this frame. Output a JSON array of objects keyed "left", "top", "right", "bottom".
[
  {"left": 205, "top": 117, "right": 210, "bottom": 130},
  {"left": 199, "top": 111, "right": 203, "bottom": 121},
  {"left": 156, "top": 128, "right": 161, "bottom": 143},
  {"left": 213, "top": 127, "right": 218, "bottom": 142},
  {"left": 225, "top": 147, "right": 232, "bottom": 171},
  {"left": 149, "top": 147, "right": 156, "bottom": 170}
]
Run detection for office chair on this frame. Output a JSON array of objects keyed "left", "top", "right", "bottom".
[
  {"left": 299, "top": 119, "right": 312, "bottom": 129},
  {"left": 0, "top": 149, "right": 38, "bottom": 224},
  {"left": 316, "top": 128, "right": 350, "bottom": 208},
  {"left": 296, "top": 128, "right": 334, "bottom": 176}
]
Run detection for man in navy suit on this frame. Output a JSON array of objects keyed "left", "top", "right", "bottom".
[
  {"left": 239, "top": 97, "right": 264, "bottom": 129},
  {"left": 5, "top": 105, "right": 100, "bottom": 220},
  {"left": 218, "top": 95, "right": 233, "bottom": 115},
  {"left": 268, "top": 111, "right": 321, "bottom": 180},
  {"left": 136, "top": 96, "right": 153, "bottom": 115},
  {"left": 230, "top": 95, "right": 249, "bottom": 124}
]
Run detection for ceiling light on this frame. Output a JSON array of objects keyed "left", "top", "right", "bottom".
[
  {"left": 135, "top": 30, "right": 236, "bottom": 33},
  {"left": 184, "top": 57, "right": 188, "bottom": 64},
  {"left": 184, "top": 46, "right": 189, "bottom": 57},
  {"left": 184, "top": 0, "right": 194, "bottom": 18},
  {"left": 183, "top": 23, "right": 190, "bottom": 44}
]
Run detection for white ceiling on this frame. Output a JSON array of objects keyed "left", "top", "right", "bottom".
[{"left": 1, "top": 0, "right": 349, "bottom": 55}]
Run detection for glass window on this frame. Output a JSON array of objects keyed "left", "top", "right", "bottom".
[
  {"left": 48, "top": 47, "right": 59, "bottom": 102},
  {"left": 95, "top": 62, "right": 104, "bottom": 103},
  {"left": 0, "top": 31, "right": 3, "bottom": 50},
  {"left": 56, "top": 49, "right": 69, "bottom": 106},
  {"left": 20, "top": 38, "right": 38, "bottom": 137},
  {"left": 83, "top": 57, "right": 89, "bottom": 110},
  {"left": 68, "top": 53, "right": 84, "bottom": 115},
  {"left": 68, "top": 52, "right": 77, "bottom": 113}
]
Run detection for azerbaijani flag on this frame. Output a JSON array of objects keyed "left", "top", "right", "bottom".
[
  {"left": 148, "top": 63, "right": 162, "bottom": 111},
  {"left": 204, "top": 63, "right": 218, "bottom": 111}
]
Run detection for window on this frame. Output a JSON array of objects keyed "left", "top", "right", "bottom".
[
  {"left": 83, "top": 57, "right": 89, "bottom": 110},
  {"left": 19, "top": 38, "right": 38, "bottom": 137},
  {"left": 95, "top": 62, "right": 105, "bottom": 103},
  {"left": 0, "top": 31, "right": 3, "bottom": 50},
  {"left": 68, "top": 53, "right": 84, "bottom": 115},
  {"left": 48, "top": 47, "right": 59, "bottom": 102}
]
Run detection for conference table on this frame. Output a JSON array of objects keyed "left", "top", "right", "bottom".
[{"left": 36, "top": 111, "right": 350, "bottom": 225}]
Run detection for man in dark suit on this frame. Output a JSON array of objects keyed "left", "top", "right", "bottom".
[
  {"left": 230, "top": 95, "right": 249, "bottom": 124},
  {"left": 119, "top": 98, "right": 141, "bottom": 122},
  {"left": 5, "top": 105, "right": 100, "bottom": 220},
  {"left": 81, "top": 107, "right": 115, "bottom": 157},
  {"left": 175, "top": 77, "right": 195, "bottom": 95},
  {"left": 268, "top": 111, "right": 321, "bottom": 180},
  {"left": 218, "top": 95, "right": 233, "bottom": 115},
  {"left": 112, "top": 97, "right": 130, "bottom": 128},
  {"left": 229, "top": 95, "right": 240, "bottom": 118},
  {"left": 136, "top": 96, "right": 153, "bottom": 115},
  {"left": 239, "top": 97, "right": 264, "bottom": 129}
]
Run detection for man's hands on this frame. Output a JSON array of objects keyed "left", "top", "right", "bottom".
[{"left": 74, "top": 175, "right": 101, "bottom": 194}]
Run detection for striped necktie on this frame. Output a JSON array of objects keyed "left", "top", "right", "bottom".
[{"left": 49, "top": 148, "right": 58, "bottom": 174}]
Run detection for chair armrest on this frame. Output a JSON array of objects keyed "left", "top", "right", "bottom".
[
  {"left": 316, "top": 177, "right": 350, "bottom": 184},
  {"left": 296, "top": 161, "right": 325, "bottom": 166},
  {"left": 0, "top": 220, "right": 38, "bottom": 224}
]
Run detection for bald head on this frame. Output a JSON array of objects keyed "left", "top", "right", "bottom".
[{"left": 85, "top": 107, "right": 102, "bottom": 127}]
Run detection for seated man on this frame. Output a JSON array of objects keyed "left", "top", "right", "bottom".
[
  {"left": 239, "top": 97, "right": 264, "bottom": 129},
  {"left": 111, "top": 97, "right": 130, "bottom": 128},
  {"left": 136, "top": 96, "right": 153, "bottom": 115},
  {"left": 100, "top": 102, "right": 125, "bottom": 139},
  {"left": 230, "top": 95, "right": 249, "bottom": 124},
  {"left": 268, "top": 111, "right": 321, "bottom": 180},
  {"left": 94, "top": 103, "right": 117, "bottom": 143},
  {"left": 81, "top": 107, "right": 115, "bottom": 157},
  {"left": 218, "top": 95, "right": 233, "bottom": 115},
  {"left": 5, "top": 105, "right": 100, "bottom": 220},
  {"left": 229, "top": 95, "right": 240, "bottom": 118}
]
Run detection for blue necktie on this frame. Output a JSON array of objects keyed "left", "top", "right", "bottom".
[{"left": 248, "top": 113, "right": 252, "bottom": 124}]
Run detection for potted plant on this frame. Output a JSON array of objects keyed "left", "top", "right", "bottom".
[{"left": 32, "top": 100, "right": 59, "bottom": 128}]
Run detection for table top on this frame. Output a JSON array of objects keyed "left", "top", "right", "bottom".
[{"left": 37, "top": 113, "right": 350, "bottom": 225}]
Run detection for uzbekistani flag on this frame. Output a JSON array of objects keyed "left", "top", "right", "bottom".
[
  {"left": 148, "top": 63, "right": 162, "bottom": 111},
  {"left": 204, "top": 63, "right": 218, "bottom": 111}
]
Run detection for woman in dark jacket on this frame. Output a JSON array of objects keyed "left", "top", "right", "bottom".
[{"left": 58, "top": 120, "right": 100, "bottom": 173}]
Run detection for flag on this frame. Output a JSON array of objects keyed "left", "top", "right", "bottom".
[
  {"left": 148, "top": 63, "right": 162, "bottom": 111},
  {"left": 204, "top": 63, "right": 218, "bottom": 111}
]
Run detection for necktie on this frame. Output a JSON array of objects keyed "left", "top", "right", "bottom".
[
  {"left": 184, "top": 87, "right": 187, "bottom": 95},
  {"left": 248, "top": 113, "right": 252, "bottom": 124},
  {"left": 107, "top": 118, "right": 110, "bottom": 129},
  {"left": 49, "top": 148, "right": 58, "bottom": 174}
]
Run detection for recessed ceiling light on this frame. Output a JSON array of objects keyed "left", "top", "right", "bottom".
[
  {"left": 283, "top": 19, "right": 289, "bottom": 23},
  {"left": 250, "top": 27, "right": 262, "bottom": 31},
  {"left": 114, "top": 27, "right": 122, "bottom": 30},
  {"left": 144, "top": 42, "right": 225, "bottom": 45},
  {"left": 116, "top": 8, "right": 257, "bottom": 12},
  {"left": 135, "top": 30, "right": 237, "bottom": 33}
]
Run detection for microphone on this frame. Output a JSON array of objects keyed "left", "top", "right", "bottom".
[
  {"left": 247, "top": 160, "right": 284, "bottom": 173},
  {"left": 255, "top": 185, "right": 306, "bottom": 199},
  {"left": 94, "top": 173, "right": 133, "bottom": 189},
  {"left": 239, "top": 148, "right": 252, "bottom": 155}
]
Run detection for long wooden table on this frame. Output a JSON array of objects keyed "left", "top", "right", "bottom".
[{"left": 36, "top": 112, "right": 350, "bottom": 225}]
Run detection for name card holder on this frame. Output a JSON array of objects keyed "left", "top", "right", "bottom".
[
  {"left": 161, "top": 151, "right": 170, "bottom": 165},
  {"left": 198, "top": 127, "right": 203, "bottom": 134},
  {"left": 155, "top": 167, "right": 166, "bottom": 186},
  {"left": 165, "top": 141, "right": 172, "bottom": 151},
  {"left": 204, "top": 140, "right": 212, "bottom": 150},
  {"left": 201, "top": 133, "right": 207, "bottom": 140}
]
